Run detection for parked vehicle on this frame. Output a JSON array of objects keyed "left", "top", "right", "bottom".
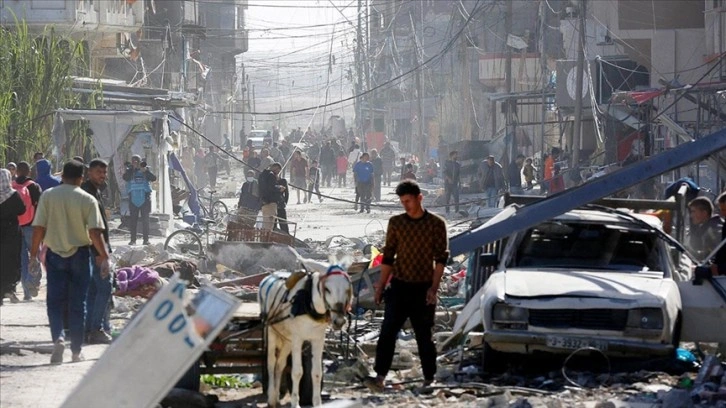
[{"left": 453, "top": 203, "right": 726, "bottom": 370}]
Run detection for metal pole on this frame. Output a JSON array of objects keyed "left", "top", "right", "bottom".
[
  {"left": 505, "top": 0, "right": 513, "bottom": 159},
  {"left": 572, "top": 0, "right": 586, "bottom": 169}
]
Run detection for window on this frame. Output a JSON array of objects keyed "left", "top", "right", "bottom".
[{"left": 513, "top": 222, "right": 662, "bottom": 272}]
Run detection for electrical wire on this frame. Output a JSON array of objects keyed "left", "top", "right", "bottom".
[{"left": 219, "top": 0, "right": 492, "bottom": 116}]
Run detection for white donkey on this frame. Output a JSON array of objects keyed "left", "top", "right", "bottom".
[{"left": 258, "top": 259, "right": 352, "bottom": 408}]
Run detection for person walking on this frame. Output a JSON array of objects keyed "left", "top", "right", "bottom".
[
  {"left": 380, "top": 142, "right": 396, "bottom": 186},
  {"left": 30, "top": 160, "right": 109, "bottom": 363},
  {"left": 82, "top": 159, "right": 114, "bottom": 344},
  {"left": 35, "top": 158, "right": 61, "bottom": 191},
  {"left": 237, "top": 170, "right": 261, "bottom": 225},
  {"left": 13, "top": 162, "right": 42, "bottom": 300},
  {"left": 443, "top": 150, "right": 461, "bottom": 215},
  {"left": 507, "top": 154, "right": 525, "bottom": 195},
  {"left": 0, "top": 169, "right": 26, "bottom": 305},
  {"left": 123, "top": 155, "right": 157, "bottom": 245},
  {"left": 259, "top": 163, "right": 284, "bottom": 231},
  {"left": 307, "top": 160, "right": 323, "bottom": 203},
  {"left": 478, "top": 155, "right": 504, "bottom": 208},
  {"left": 193, "top": 148, "right": 207, "bottom": 188},
  {"left": 365, "top": 180, "right": 449, "bottom": 392},
  {"left": 205, "top": 146, "right": 220, "bottom": 189},
  {"left": 353, "top": 152, "right": 374, "bottom": 213},
  {"left": 370, "top": 149, "right": 383, "bottom": 202},
  {"left": 685, "top": 197, "right": 723, "bottom": 261},
  {"left": 275, "top": 173, "right": 290, "bottom": 234},
  {"left": 6, "top": 162, "right": 16, "bottom": 180},
  {"left": 336, "top": 150, "right": 348, "bottom": 187},
  {"left": 290, "top": 151, "right": 308, "bottom": 205},
  {"left": 320, "top": 141, "right": 336, "bottom": 187}
]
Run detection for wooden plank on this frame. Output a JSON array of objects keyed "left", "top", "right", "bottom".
[{"left": 232, "top": 302, "right": 261, "bottom": 319}]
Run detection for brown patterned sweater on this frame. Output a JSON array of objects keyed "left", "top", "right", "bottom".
[{"left": 381, "top": 210, "right": 450, "bottom": 283}]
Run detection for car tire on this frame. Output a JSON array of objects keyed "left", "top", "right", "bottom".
[{"left": 480, "top": 341, "right": 506, "bottom": 373}]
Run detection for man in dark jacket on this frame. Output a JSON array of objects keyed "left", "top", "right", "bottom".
[
  {"left": 443, "top": 151, "right": 461, "bottom": 214},
  {"left": 259, "top": 163, "right": 284, "bottom": 231},
  {"left": 320, "top": 141, "right": 336, "bottom": 187},
  {"left": 81, "top": 159, "right": 113, "bottom": 344},
  {"left": 370, "top": 149, "right": 384, "bottom": 202},
  {"left": 686, "top": 197, "right": 723, "bottom": 261},
  {"left": 237, "top": 170, "right": 261, "bottom": 226},
  {"left": 275, "top": 175, "right": 291, "bottom": 234}
]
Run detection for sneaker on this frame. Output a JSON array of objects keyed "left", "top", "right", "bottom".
[
  {"left": 128, "top": 241, "right": 136, "bottom": 246},
  {"left": 366, "top": 209, "right": 370, "bottom": 214},
  {"left": 142, "top": 241, "right": 151, "bottom": 246},
  {"left": 50, "top": 340, "right": 65, "bottom": 364},
  {"left": 7, "top": 293, "right": 19, "bottom": 304},
  {"left": 30, "top": 287, "right": 39, "bottom": 297},
  {"left": 87, "top": 330, "right": 112, "bottom": 345},
  {"left": 71, "top": 352, "right": 84, "bottom": 363},
  {"left": 359, "top": 209, "right": 364, "bottom": 213},
  {"left": 363, "top": 376, "right": 385, "bottom": 393}
]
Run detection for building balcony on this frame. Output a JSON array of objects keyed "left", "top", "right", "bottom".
[
  {"left": 478, "top": 53, "right": 543, "bottom": 92},
  {"left": 0, "top": 0, "right": 142, "bottom": 34}
]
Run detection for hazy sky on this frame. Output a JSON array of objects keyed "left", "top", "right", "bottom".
[{"left": 242, "top": 1, "right": 359, "bottom": 130}]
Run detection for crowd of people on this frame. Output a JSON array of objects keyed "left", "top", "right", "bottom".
[{"left": 0, "top": 152, "right": 154, "bottom": 364}]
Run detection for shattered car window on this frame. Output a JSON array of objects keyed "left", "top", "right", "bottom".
[{"left": 512, "top": 222, "right": 662, "bottom": 271}]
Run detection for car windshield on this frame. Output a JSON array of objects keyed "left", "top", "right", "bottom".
[{"left": 512, "top": 222, "right": 663, "bottom": 272}]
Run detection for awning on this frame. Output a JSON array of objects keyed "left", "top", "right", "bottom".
[{"left": 53, "top": 109, "right": 169, "bottom": 160}]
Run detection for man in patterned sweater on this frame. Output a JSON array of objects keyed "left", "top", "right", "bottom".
[{"left": 365, "top": 180, "right": 450, "bottom": 391}]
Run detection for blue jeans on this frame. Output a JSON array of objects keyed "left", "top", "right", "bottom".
[
  {"left": 19, "top": 225, "right": 41, "bottom": 298},
  {"left": 45, "top": 247, "right": 92, "bottom": 354},
  {"left": 86, "top": 260, "right": 113, "bottom": 333},
  {"left": 485, "top": 187, "right": 498, "bottom": 208}
]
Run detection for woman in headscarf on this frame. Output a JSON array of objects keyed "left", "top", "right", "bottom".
[{"left": 0, "top": 168, "right": 26, "bottom": 305}]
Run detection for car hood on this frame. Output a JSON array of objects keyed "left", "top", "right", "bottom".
[{"left": 504, "top": 269, "right": 666, "bottom": 302}]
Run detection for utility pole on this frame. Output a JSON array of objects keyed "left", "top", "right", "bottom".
[
  {"left": 241, "top": 62, "right": 246, "bottom": 146},
  {"left": 417, "top": 2, "right": 425, "bottom": 158},
  {"left": 505, "top": 0, "right": 514, "bottom": 159},
  {"left": 356, "top": 0, "right": 363, "bottom": 142},
  {"left": 572, "top": 0, "right": 586, "bottom": 169}
]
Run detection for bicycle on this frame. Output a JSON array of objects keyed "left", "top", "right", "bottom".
[
  {"left": 196, "top": 187, "right": 229, "bottom": 226},
  {"left": 164, "top": 216, "right": 225, "bottom": 258}
]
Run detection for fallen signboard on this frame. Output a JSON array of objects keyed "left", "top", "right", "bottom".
[{"left": 61, "top": 275, "right": 241, "bottom": 408}]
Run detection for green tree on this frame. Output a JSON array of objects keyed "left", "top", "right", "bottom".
[{"left": 0, "top": 19, "right": 97, "bottom": 164}]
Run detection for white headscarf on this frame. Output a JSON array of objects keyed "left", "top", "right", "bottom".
[{"left": 0, "top": 168, "right": 14, "bottom": 204}]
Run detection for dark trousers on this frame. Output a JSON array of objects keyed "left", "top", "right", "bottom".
[
  {"left": 357, "top": 181, "right": 372, "bottom": 211},
  {"left": 373, "top": 174, "right": 382, "bottom": 201},
  {"left": 275, "top": 206, "right": 289, "bottom": 234},
  {"left": 374, "top": 279, "right": 437, "bottom": 381},
  {"left": 129, "top": 200, "right": 151, "bottom": 242},
  {"left": 322, "top": 165, "right": 334, "bottom": 187},
  {"left": 307, "top": 182, "right": 322, "bottom": 202},
  {"left": 445, "top": 182, "right": 460, "bottom": 213},
  {"left": 207, "top": 166, "right": 218, "bottom": 189},
  {"left": 46, "top": 247, "right": 92, "bottom": 354},
  {"left": 86, "top": 260, "right": 112, "bottom": 333}
]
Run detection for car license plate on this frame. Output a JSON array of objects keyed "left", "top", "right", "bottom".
[{"left": 546, "top": 336, "right": 608, "bottom": 351}]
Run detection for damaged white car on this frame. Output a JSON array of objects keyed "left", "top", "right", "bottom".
[{"left": 452, "top": 206, "right": 712, "bottom": 368}]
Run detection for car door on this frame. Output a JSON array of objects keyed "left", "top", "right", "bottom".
[{"left": 677, "top": 276, "right": 726, "bottom": 342}]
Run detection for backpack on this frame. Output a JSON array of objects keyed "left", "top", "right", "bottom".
[{"left": 12, "top": 180, "right": 35, "bottom": 226}]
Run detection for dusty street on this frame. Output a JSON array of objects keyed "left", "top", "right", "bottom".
[{"left": 1, "top": 178, "right": 724, "bottom": 408}]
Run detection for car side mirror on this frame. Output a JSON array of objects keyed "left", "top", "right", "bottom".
[
  {"left": 693, "top": 265, "right": 711, "bottom": 286},
  {"left": 480, "top": 253, "right": 499, "bottom": 267}
]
